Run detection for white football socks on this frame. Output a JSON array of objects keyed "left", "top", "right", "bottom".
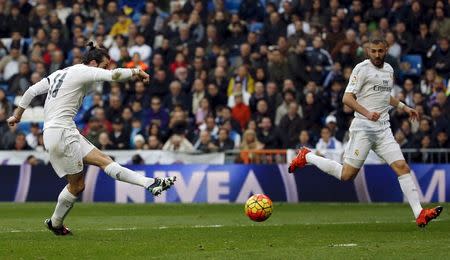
[
  {"left": 305, "top": 153, "right": 343, "bottom": 180},
  {"left": 51, "top": 186, "right": 77, "bottom": 228},
  {"left": 104, "top": 162, "right": 155, "bottom": 188},
  {"left": 398, "top": 174, "right": 423, "bottom": 218}
]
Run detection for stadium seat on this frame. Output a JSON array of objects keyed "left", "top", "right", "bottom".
[{"left": 400, "top": 55, "right": 423, "bottom": 79}]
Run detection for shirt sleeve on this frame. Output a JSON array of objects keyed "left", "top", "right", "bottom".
[
  {"left": 345, "top": 65, "right": 364, "bottom": 94},
  {"left": 18, "top": 78, "right": 50, "bottom": 109},
  {"left": 79, "top": 66, "right": 134, "bottom": 84}
]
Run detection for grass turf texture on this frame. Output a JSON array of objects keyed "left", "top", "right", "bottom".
[{"left": 0, "top": 203, "right": 449, "bottom": 259}]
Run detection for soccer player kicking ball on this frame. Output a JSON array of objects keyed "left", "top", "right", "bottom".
[
  {"left": 288, "top": 37, "right": 442, "bottom": 228},
  {"left": 7, "top": 43, "right": 176, "bottom": 235}
]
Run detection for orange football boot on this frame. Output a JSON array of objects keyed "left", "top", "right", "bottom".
[
  {"left": 288, "top": 147, "right": 311, "bottom": 173},
  {"left": 416, "top": 206, "right": 443, "bottom": 228}
]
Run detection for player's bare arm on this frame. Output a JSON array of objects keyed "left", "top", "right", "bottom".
[
  {"left": 389, "top": 96, "right": 419, "bottom": 121},
  {"left": 342, "top": 92, "right": 380, "bottom": 121},
  {"left": 6, "top": 106, "right": 25, "bottom": 126}
]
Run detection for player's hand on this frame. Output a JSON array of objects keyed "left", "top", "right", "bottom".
[
  {"left": 137, "top": 69, "right": 150, "bottom": 83},
  {"left": 366, "top": 111, "right": 380, "bottom": 122},
  {"left": 7, "top": 116, "right": 20, "bottom": 126},
  {"left": 404, "top": 106, "right": 420, "bottom": 122}
]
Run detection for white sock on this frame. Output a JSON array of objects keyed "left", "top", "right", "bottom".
[
  {"left": 305, "top": 153, "right": 343, "bottom": 180},
  {"left": 398, "top": 174, "right": 423, "bottom": 218},
  {"left": 104, "top": 162, "right": 155, "bottom": 188},
  {"left": 51, "top": 186, "right": 77, "bottom": 228}
]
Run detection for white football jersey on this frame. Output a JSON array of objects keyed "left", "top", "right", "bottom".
[
  {"left": 19, "top": 64, "right": 134, "bottom": 130},
  {"left": 345, "top": 59, "right": 394, "bottom": 132}
]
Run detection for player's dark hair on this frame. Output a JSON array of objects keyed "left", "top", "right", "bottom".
[
  {"left": 369, "top": 36, "right": 387, "bottom": 46},
  {"left": 82, "top": 42, "right": 110, "bottom": 65}
]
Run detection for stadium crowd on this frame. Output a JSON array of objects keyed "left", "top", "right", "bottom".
[{"left": 0, "top": 0, "right": 449, "bottom": 162}]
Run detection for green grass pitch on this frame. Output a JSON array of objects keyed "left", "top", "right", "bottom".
[{"left": 0, "top": 203, "right": 449, "bottom": 259}]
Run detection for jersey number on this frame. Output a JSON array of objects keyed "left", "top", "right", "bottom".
[{"left": 48, "top": 72, "right": 67, "bottom": 99}]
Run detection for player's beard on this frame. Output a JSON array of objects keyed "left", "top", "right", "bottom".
[{"left": 370, "top": 56, "right": 385, "bottom": 68}]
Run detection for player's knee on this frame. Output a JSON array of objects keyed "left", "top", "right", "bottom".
[
  {"left": 393, "top": 161, "right": 410, "bottom": 174},
  {"left": 69, "top": 181, "right": 85, "bottom": 194},
  {"left": 341, "top": 173, "right": 356, "bottom": 182}
]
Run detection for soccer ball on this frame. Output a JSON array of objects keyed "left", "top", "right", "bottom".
[{"left": 245, "top": 194, "right": 273, "bottom": 222}]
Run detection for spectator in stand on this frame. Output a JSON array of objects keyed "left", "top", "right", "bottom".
[
  {"left": 430, "top": 104, "right": 449, "bottom": 136},
  {"left": 302, "top": 91, "right": 324, "bottom": 138},
  {"left": 147, "top": 135, "right": 163, "bottom": 150},
  {"left": 83, "top": 117, "right": 102, "bottom": 148},
  {"left": 26, "top": 122, "right": 41, "bottom": 149},
  {"left": 267, "top": 48, "right": 291, "bottom": 88},
  {"left": 252, "top": 99, "right": 272, "bottom": 124},
  {"left": 195, "top": 98, "right": 211, "bottom": 126},
  {"left": 125, "top": 53, "right": 149, "bottom": 71},
  {"left": 315, "top": 126, "right": 343, "bottom": 158},
  {"left": 240, "top": 129, "right": 264, "bottom": 150},
  {"left": 306, "top": 36, "right": 333, "bottom": 84},
  {"left": 214, "top": 128, "right": 235, "bottom": 151},
  {"left": 149, "top": 69, "right": 170, "bottom": 98},
  {"left": 133, "top": 135, "right": 146, "bottom": 150},
  {"left": 128, "top": 34, "right": 152, "bottom": 64},
  {"left": 279, "top": 102, "right": 304, "bottom": 148},
  {"left": 12, "top": 133, "right": 32, "bottom": 151},
  {"left": 288, "top": 38, "right": 309, "bottom": 88},
  {"left": 191, "top": 79, "right": 206, "bottom": 114},
  {"left": 256, "top": 117, "right": 281, "bottom": 149},
  {"left": 198, "top": 115, "right": 219, "bottom": 140},
  {"left": 429, "top": 37, "right": 450, "bottom": 78},
  {"left": 0, "top": 43, "right": 27, "bottom": 81},
  {"left": 275, "top": 90, "right": 302, "bottom": 126},
  {"left": 194, "top": 130, "right": 218, "bottom": 153},
  {"left": 231, "top": 92, "right": 251, "bottom": 130},
  {"left": 98, "top": 132, "right": 114, "bottom": 150},
  {"left": 128, "top": 81, "right": 150, "bottom": 108},
  {"left": 248, "top": 81, "right": 266, "bottom": 113},
  {"left": 145, "top": 96, "right": 169, "bottom": 130},
  {"left": 7, "top": 62, "right": 31, "bottom": 95},
  {"left": 163, "top": 80, "right": 190, "bottom": 112},
  {"left": 162, "top": 133, "right": 195, "bottom": 152},
  {"left": 295, "top": 130, "right": 313, "bottom": 149},
  {"left": 227, "top": 65, "right": 254, "bottom": 101},
  {"left": 109, "top": 12, "right": 132, "bottom": 37},
  {"left": 105, "top": 94, "right": 123, "bottom": 120},
  {"left": 206, "top": 83, "right": 227, "bottom": 112},
  {"left": 109, "top": 118, "right": 130, "bottom": 150}
]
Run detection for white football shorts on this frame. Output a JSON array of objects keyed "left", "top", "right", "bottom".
[
  {"left": 43, "top": 128, "right": 95, "bottom": 178},
  {"left": 343, "top": 127, "right": 405, "bottom": 168}
]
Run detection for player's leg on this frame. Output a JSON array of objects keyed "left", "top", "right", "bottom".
[
  {"left": 83, "top": 147, "right": 154, "bottom": 188},
  {"left": 82, "top": 142, "right": 175, "bottom": 195},
  {"left": 42, "top": 129, "right": 84, "bottom": 234},
  {"left": 374, "top": 129, "right": 443, "bottom": 227},
  {"left": 289, "top": 130, "right": 368, "bottom": 181},
  {"left": 46, "top": 172, "right": 84, "bottom": 234}
]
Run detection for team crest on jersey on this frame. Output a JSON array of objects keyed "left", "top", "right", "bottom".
[
  {"left": 351, "top": 75, "right": 357, "bottom": 84},
  {"left": 354, "top": 149, "right": 359, "bottom": 157},
  {"left": 78, "top": 161, "right": 82, "bottom": 167}
]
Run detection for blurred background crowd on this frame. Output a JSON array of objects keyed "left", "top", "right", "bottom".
[{"left": 0, "top": 0, "right": 449, "bottom": 162}]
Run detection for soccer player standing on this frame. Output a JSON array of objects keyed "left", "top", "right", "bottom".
[
  {"left": 7, "top": 44, "right": 176, "bottom": 235},
  {"left": 289, "top": 37, "right": 442, "bottom": 227}
]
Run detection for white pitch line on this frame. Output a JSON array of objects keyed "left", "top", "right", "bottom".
[
  {"left": 330, "top": 243, "right": 358, "bottom": 247},
  {"left": 105, "top": 227, "right": 137, "bottom": 231},
  {"left": 1, "top": 218, "right": 446, "bottom": 234}
]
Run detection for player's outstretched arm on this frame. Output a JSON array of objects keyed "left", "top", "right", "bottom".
[
  {"left": 342, "top": 92, "right": 380, "bottom": 121},
  {"left": 389, "top": 96, "right": 419, "bottom": 121},
  {"left": 7, "top": 78, "right": 50, "bottom": 126},
  {"left": 84, "top": 67, "right": 150, "bottom": 84}
]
